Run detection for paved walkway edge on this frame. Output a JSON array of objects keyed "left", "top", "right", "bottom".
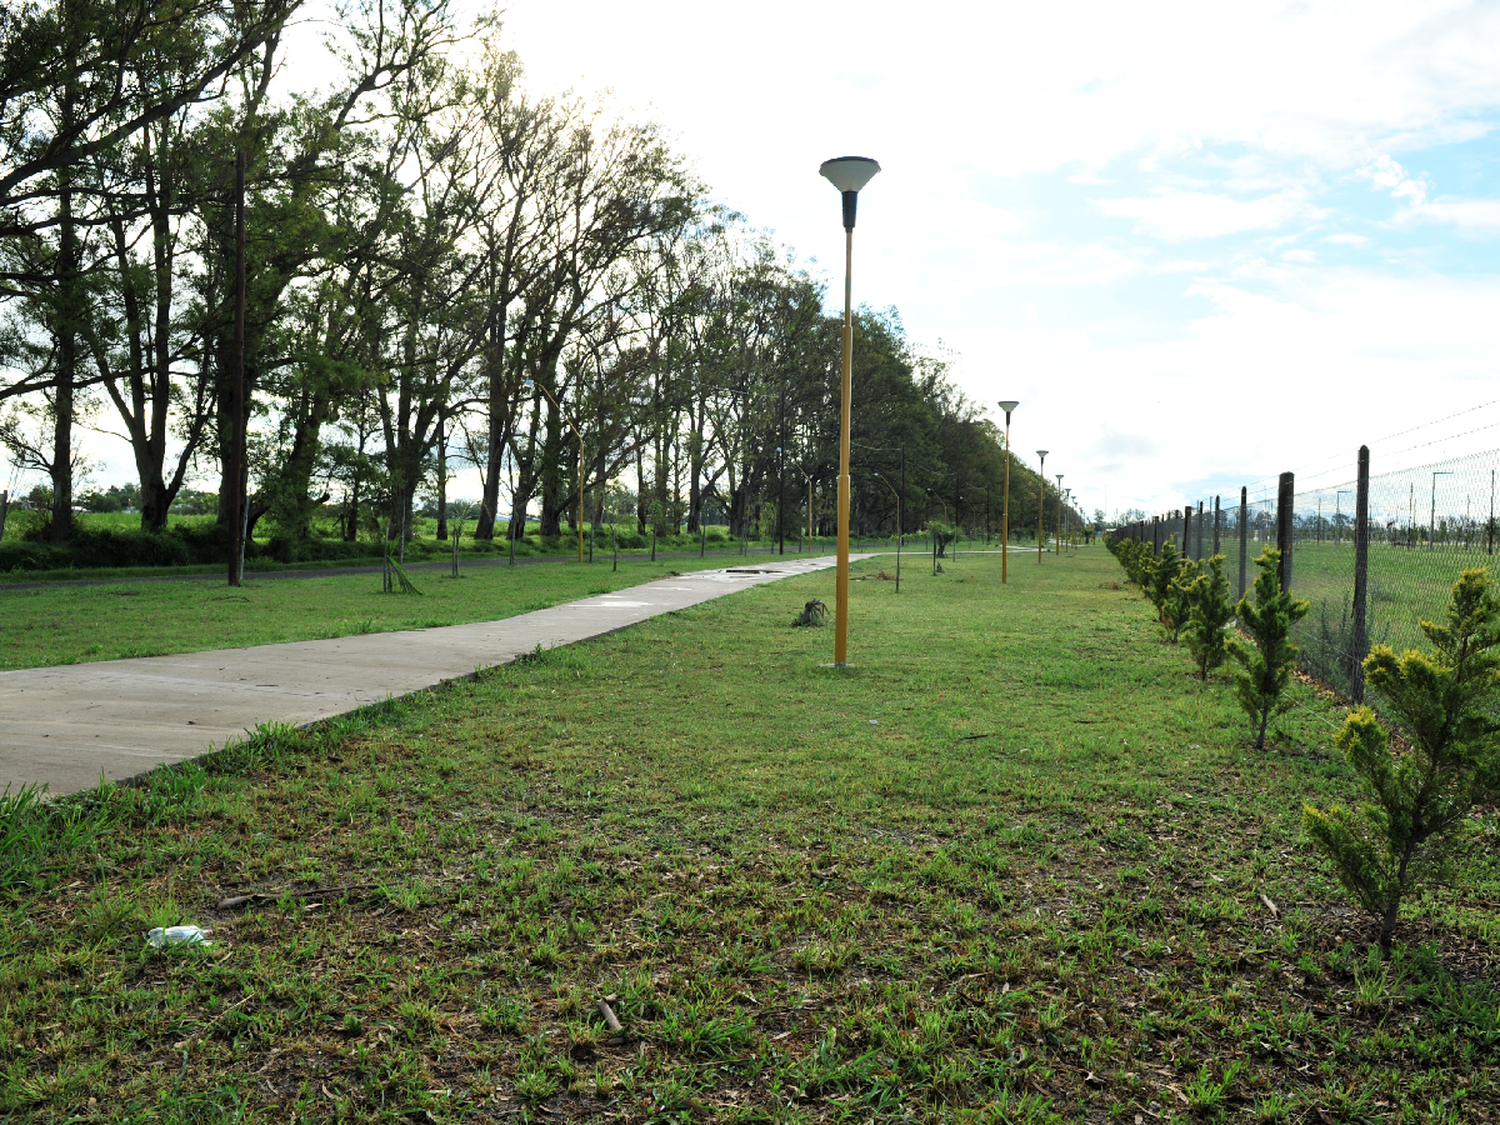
[{"left": 3, "top": 555, "right": 865, "bottom": 798}]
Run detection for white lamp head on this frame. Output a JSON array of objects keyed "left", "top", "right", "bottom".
[
  {"left": 820, "top": 156, "right": 880, "bottom": 230},
  {"left": 1037, "top": 449, "right": 1049, "bottom": 460},
  {"left": 998, "top": 400, "right": 1019, "bottom": 425}
]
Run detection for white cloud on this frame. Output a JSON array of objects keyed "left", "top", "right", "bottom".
[
  {"left": 953, "top": 266, "right": 1500, "bottom": 511},
  {"left": 1353, "top": 155, "right": 1500, "bottom": 235},
  {"left": 1323, "top": 233, "right": 1372, "bottom": 246},
  {"left": 1093, "top": 190, "right": 1324, "bottom": 241},
  {"left": 1407, "top": 198, "right": 1500, "bottom": 233},
  {"left": 1358, "top": 154, "right": 1431, "bottom": 204}
]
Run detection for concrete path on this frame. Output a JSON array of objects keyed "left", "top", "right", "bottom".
[{"left": 2, "top": 555, "right": 856, "bottom": 798}]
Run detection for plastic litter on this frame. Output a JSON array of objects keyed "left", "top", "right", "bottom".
[{"left": 145, "top": 925, "right": 213, "bottom": 948}]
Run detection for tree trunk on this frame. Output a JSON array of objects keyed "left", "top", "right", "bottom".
[
  {"left": 635, "top": 447, "right": 647, "bottom": 535},
  {"left": 476, "top": 286, "right": 508, "bottom": 540},
  {"left": 49, "top": 105, "right": 80, "bottom": 545},
  {"left": 435, "top": 410, "right": 448, "bottom": 540},
  {"left": 537, "top": 397, "right": 564, "bottom": 538}
]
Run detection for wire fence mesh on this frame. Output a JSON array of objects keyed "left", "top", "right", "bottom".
[{"left": 1112, "top": 444, "right": 1500, "bottom": 718}]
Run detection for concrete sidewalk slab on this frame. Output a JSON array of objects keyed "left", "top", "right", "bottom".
[{"left": 2, "top": 555, "right": 857, "bottom": 798}]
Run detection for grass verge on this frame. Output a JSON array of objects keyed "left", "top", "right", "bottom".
[
  {"left": 0, "top": 553, "right": 759, "bottom": 670},
  {"left": 1, "top": 548, "right": 1496, "bottom": 1122}
]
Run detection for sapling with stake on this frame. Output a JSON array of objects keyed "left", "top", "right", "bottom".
[
  {"left": 1304, "top": 567, "right": 1500, "bottom": 956},
  {"left": 1227, "top": 547, "right": 1309, "bottom": 749}
]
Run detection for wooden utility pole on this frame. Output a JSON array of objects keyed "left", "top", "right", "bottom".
[
  {"left": 1276, "top": 472, "right": 1295, "bottom": 593},
  {"left": 1351, "top": 447, "right": 1370, "bottom": 703},
  {"left": 1238, "top": 487, "right": 1248, "bottom": 601}
]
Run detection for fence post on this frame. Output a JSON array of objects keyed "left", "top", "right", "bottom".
[
  {"left": 1352, "top": 446, "right": 1370, "bottom": 704},
  {"left": 1196, "top": 500, "right": 1204, "bottom": 560},
  {"left": 1212, "top": 496, "right": 1221, "bottom": 557},
  {"left": 1277, "top": 472, "right": 1295, "bottom": 593},
  {"left": 1238, "top": 487, "right": 1248, "bottom": 600},
  {"left": 1153, "top": 516, "right": 1161, "bottom": 558},
  {"left": 1182, "top": 505, "right": 1190, "bottom": 555}
]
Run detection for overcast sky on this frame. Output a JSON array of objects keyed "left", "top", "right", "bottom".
[
  {"left": 494, "top": 0, "right": 1500, "bottom": 519},
  {"left": 34, "top": 0, "right": 1500, "bottom": 521}
]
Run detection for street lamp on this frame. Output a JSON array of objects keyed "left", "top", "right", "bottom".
[
  {"left": 1055, "top": 474, "right": 1064, "bottom": 556},
  {"left": 795, "top": 464, "right": 815, "bottom": 552},
  {"left": 998, "top": 400, "right": 1019, "bottom": 582},
  {"left": 820, "top": 155, "right": 880, "bottom": 667},
  {"left": 925, "top": 487, "right": 949, "bottom": 522},
  {"left": 1336, "top": 490, "right": 1353, "bottom": 546},
  {"left": 1431, "top": 471, "right": 1453, "bottom": 552},
  {"left": 1036, "top": 450, "right": 1049, "bottom": 562},
  {"left": 873, "top": 471, "right": 901, "bottom": 592},
  {"left": 522, "top": 378, "right": 584, "bottom": 563}
]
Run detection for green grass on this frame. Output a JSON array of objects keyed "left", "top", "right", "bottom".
[
  {"left": 0, "top": 552, "right": 759, "bottom": 670},
  {"left": 1, "top": 548, "right": 1495, "bottom": 1122},
  {"left": 1212, "top": 535, "right": 1500, "bottom": 697}
]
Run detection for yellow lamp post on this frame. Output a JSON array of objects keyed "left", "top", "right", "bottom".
[
  {"left": 523, "top": 378, "right": 585, "bottom": 563},
  {"left": 820, "top": 155, "right": 880, "bottom": 667},
  {"left": 1055, "top": 474, "right": 1064, "bottom": 556},
  {"left": 998, "top": 400, "right": 1019, "bottom": 583},
  {"left": 1036, "top": 449, "right": 1048, "bottom": 561}
]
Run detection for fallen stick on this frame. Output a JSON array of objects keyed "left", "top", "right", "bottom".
[{"left": 217, "top": 884, "right": 377, "bottom": 910}]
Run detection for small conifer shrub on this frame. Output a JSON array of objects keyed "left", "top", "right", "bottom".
[
  {"left": 1227, "top": 547, "right": 1309, "bottom": 749},
  {"left": 1183, "top": 553, "right": 1236, "bottom": 680},
  {"left": 1145, "top": 537, "right": 1183, "bottom": 625},
  {"left": 1162, "top": 556, "right": 1199, "bottom": 644},
  {"left": 1304, "top": 568, "right": 1500, "bottom": 956}
]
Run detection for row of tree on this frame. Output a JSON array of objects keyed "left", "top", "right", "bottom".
[
  {"left": 0, "top": 0, "right": 1082, "bottom": 557},
  {"left": 1107, "top": 532, "right": 1500, "bottom": 960}
]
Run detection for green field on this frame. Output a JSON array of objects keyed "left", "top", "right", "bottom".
[
  {"left": 1242, "top": 536, "right": 1500, "bottom": 697},
  {"left": 1, "top": 547, "right": 1495, "bottom": 1122},
  {"left": 1142, "top": 530, "right": 1500, "bottom": 697},
  {"left": 0, "top": 552, "right": 764, "bottom": 670}
]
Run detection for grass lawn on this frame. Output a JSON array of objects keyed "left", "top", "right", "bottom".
[
  {"left": 1186, "top": 533, "right": 1500, "bottom": 698},
  {"left": 0, "top": 553, "right": 761, "bottom": 671},
  {"left": 1, "top": 548, "right": 1497, "bottom": 1123}
]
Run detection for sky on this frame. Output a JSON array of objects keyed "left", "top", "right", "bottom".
[
  {"left": 491, "top": 0, "right": 1500, "bottom": 520},
  {"left": 19, "top": 0, "right": 1500, "bottom": 522}
]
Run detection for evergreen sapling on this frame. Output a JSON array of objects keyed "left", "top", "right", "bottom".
[
  {"left": 1116, "top": 538, "right": 1153, "bottom": 588},
  {"left": 1227, "top": 547, "right": 1309, "bottom": 749},
  {"left": 1162, "top": 555, "right": 1200, "bottom": 644},
  {"left": 1183, "top": 553, "right": 1236, "bottom": 680},
  {"left": 1304, "top": 568, "right": 1500, "bottom": 956},
  {"left": 1145, "top": 537, "right": 1182, "bottom": 625}
]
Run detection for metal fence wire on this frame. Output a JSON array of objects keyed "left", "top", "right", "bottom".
[{"left": 1111, "top": 445, "right": 1500, "bottom": 715}]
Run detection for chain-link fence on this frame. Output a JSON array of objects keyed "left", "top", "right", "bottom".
[{"left": 1111, "top": 444, "right": 1500, "bottom": 712}]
